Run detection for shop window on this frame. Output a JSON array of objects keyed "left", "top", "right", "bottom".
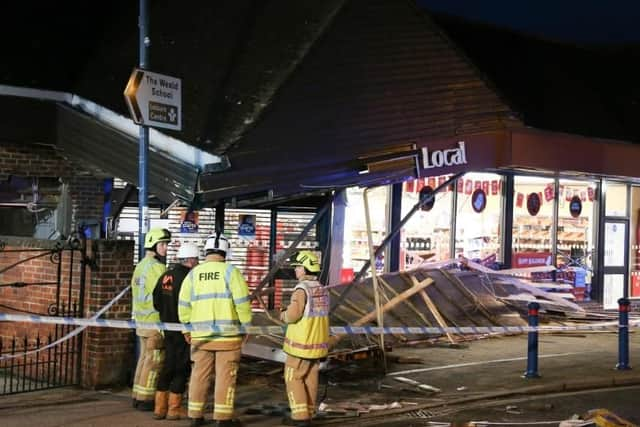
[
  {"left": 400, "top": 176, "right": 452, "bottom": 268},
  {"left": 512, "top": 176, "right": 555, "bottom": 264},
  {"left": 630, "top": 186, "right": 640, "bottom": 299},
  {"left": 455, "top": 172, "right": 503, "bottom": 265},
  {"left": 344, "top": 186, "right": 389, "bottom": 275},
  {"left": 605, "top": 181, "right": 628, "bottom": 217},
  {"left": 556, "top": 179, "right": 597, "bottom": 301}
]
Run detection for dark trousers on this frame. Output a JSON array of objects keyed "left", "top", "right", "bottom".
[{"left": 157, "top": 331, "right": 190, "bottom": 393}]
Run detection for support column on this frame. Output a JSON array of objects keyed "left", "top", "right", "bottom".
[{"left": 81, "top": 240, "right": 135, "bottom": 388}]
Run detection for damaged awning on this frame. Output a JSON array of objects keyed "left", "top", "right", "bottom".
[{"left": 0, "top": 84, "right": 228, "bottom": 204}]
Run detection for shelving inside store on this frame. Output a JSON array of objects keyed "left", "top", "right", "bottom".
[
  {"left": 556, "top": 216, "right": 591, "bottom": 252},
  {"left": 512, "top": 216, "right": 552, "bottom": 252},
  {"left": 350, "top": 229, "right": 386, "bottom": 261}
]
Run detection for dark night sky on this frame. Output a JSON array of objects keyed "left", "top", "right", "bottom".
[{"left": 417, "top": 0, "right": 640, "bottom": 44}]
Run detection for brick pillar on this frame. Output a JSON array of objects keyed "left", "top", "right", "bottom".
[{"left": 81, "top": 239, "right": 135, "bottom": 388}]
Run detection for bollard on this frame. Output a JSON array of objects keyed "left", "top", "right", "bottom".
[
  {"left": 523, "top": 301, "right": 541, "bottom": 378},
  {"left": 616, "top": 298, "right": 632, "bottom": 370}
]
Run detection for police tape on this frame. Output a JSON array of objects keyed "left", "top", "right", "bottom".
[
  {"left": 0, "top": 284, "right": 132, "bottom": 361},
  {"left": 0, "top": 312, "right": 638, "bottom": 335}
]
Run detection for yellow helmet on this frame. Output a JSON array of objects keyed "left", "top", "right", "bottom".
[
  {"left": 289, "top": 250, "right": 320, "bottom": 274},
  {"left": 144, "top": 228, "right": 172, "bottom": 249}
]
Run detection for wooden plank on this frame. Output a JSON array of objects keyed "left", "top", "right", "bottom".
[
  {"left": 410, "top": 275, "right": 456, "bottom": 345},
  {"left": 377, "top": 276, "right": 433, "bottom": 327},
  {"left": 329, "top": 276, "right": 434, "bottom": 347}
]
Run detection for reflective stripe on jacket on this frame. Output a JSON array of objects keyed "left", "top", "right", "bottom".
[
  {"left": 283, "top": 280, "right": 329, "bottom": 359},
  {"left": 178, "top": 260, "right": 252, "bottom": 342},
  {"left": 131, "top": 255, "right": 166, "bottom": 324}
]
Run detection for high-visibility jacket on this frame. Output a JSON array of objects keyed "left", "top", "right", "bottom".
[
  {"left": 131, "top": 254, "right": 166, "bottom": 324},
  {"left": 178, "top": 260, "right": 252, "bottom": 343},
  {"left": 283, "top": 280, "right": 329, "bottom": 359}
]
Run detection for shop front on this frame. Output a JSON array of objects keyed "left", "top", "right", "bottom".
[{"left": 341, "top": 130, "right": 640, "bottom": 307}]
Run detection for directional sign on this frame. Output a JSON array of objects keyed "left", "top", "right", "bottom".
[{"left": 123, "top": 68, "right": 182, "bottom": 131}]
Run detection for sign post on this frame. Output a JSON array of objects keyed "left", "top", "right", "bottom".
[{"left": 124, "top": 0, "right": 182, "bottom": 258}]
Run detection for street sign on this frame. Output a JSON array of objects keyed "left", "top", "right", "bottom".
[{"left": 123, "top": 68, "right": 182, "bottom": 131}]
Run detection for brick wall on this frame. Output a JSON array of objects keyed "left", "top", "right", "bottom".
[
  {"left": 67, "top": 175, "right": 105, "bottom": 232},
  {"left": 0, "top": 142, "right": 72, "bottom": 178},
  {"left": 81, "top": 239, "right": 135, "bottom": 388}
]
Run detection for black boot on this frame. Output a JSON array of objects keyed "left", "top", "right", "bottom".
[
  {"left": 136, "top": 400, "right": 154, "bottom": 411},
  {"left": 215, "top": 420, "right": 242, "bottom": 427},
  {"left": 190, "top": 417, "right": 205, "bottom": 427},
  {"left": 131, "top": 398, "right": 139, "bottom": 409}
]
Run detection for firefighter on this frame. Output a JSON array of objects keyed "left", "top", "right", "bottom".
[
  {"left": 280, "top": 251, "right": 330, "bottom": 427},
  {"left": 131, "top": 227, "right": 171, "bottom": 411},
  {"left": 151, "top": 242, "right": 200, "bottom": 420},
  {"left": 178, "top": 233, "right": 252, "bottom": 427}
]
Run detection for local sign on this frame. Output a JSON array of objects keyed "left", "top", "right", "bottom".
[
  {"left": 124, "top": 68, "right": 182, "bottom": 131},
  {"left": 421, "top": 141, "right": 467, "bottom": 170}
]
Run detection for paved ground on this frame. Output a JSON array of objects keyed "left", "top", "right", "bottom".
[{"left": 1, "top": 331, "right": 638, "bottom": 426}]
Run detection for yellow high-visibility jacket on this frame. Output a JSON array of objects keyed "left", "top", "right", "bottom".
[
  {"left": 283, "top": 280, "right": 329, "bottom": 359},
  {"left": 131, "top": 255, "right": 166, "bottom": 324},
  {"left": 178, "top": 260, "right": 252, "bottom": 343}
]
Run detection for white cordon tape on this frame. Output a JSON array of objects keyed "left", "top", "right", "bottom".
[
  {"left": 0, "top": 284, "right": 132, "bottom": 361},
  {"left": 0, "top": 312, "right": 638, "bottom": 336}
]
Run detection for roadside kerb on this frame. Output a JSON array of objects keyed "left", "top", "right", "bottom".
[{"left": 313, "top": 371, "right": 640, "bottom": 424}]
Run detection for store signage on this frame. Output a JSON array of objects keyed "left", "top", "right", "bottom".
[
  {"left": 569, "top": 195, "right": 582, "bottom": 218},
  {"left": 238, "top": 214, "right": 257, "bottom": 241},
  {"left": 527, "top": 192, "right": 541, "bottom": 216},
  {"left": 471, "top": 188, "right": 486, "bottom": 213},
  {"left": 422, "top": 141, "right": 467, "bottom": 169},
  {"left": 179, "top": 210, "right": 199, "bottom": 233},
  {"left": 513, "top": 252, "right": 552, "bottom": 268},
  {"left": 419, "top": 186, "right": 435, "bottom": 211}
]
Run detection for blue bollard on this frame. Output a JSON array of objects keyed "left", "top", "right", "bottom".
[
  {"left": 616, "top": 298, "right": 632, "bottom": 370},
  {"left": 524, "top": 301, "right": 541, "bottom": 378}
]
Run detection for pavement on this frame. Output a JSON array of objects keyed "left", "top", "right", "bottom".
[{"left": 1, "top": 330, "right": 638, "bottom": 426}]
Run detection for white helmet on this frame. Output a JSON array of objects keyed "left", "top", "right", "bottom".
[
  {"left": 176, "top": 242, "right": 199, "bottom": 259},
  {"left": 204, "top": 233, "right": 230, "bottom": 258}
]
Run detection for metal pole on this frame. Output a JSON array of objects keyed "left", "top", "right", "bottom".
[
  {"left": 523, "top": 301, "right": 540, "bottom": 378},
  {"left": 616, "top": 297, "right": 631, "bottom": 370},
  {"left": 251, "top": 197, "right": 332, "bottom": 298},
  {"left": 137, "top": 0, "right": 150, "bottom": 259},
  {"left": 363, "top": 188, "right": 386, "bottom": 371}
]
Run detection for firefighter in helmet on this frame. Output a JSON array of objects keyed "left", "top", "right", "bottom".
[
  {"left": 178, "top": 233, "right": 252, "bottom": 427},
  {"left": 131, "top": 227, "right": 171, "bottom": 411},
  {"left": 152, "top": 242, "right": 200, "bottom": 420},
  {"left": 280, "top": 250, "right": 330, "bottom": 427}
]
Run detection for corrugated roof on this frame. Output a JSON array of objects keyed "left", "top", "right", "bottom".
[{"left": 56, "top": 104, "right": 198, "bottom": 204}]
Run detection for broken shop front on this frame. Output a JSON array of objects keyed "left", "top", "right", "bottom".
[{"left": 342, "top": 130, "right": 640, "bottom": 308}]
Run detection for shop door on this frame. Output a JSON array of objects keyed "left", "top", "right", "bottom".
[{"left": 602, "top": 219, "right": 629, "bottom": 309}]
